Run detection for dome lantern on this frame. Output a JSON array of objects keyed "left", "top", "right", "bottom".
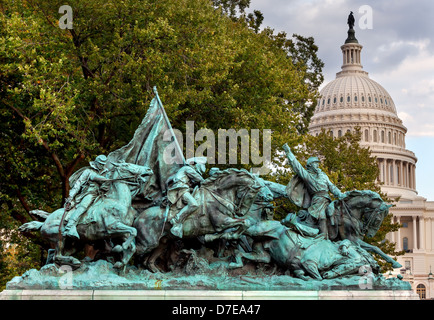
[{"left": 338, "top": 12, "right": 367, "bottom": 78}]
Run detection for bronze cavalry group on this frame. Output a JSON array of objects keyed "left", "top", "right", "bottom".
[{"left": 19, "top": 89, "right": 401, "bottom": 281}]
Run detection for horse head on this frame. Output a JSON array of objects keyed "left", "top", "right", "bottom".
[
  {"left": 338, "top": 190, "right": 391, "bottom": 239},
  {"left": 201, "top": 168, "right": 273, "bottom": 217},
  {"left": 227, "top": 169, "right": 273, "bottom": 217},
  {"left": 107, "top": 161, "right": 153, "bottom": 198},
  {"left": 362, "top": 202, "right": 392, "bottom": 238}
]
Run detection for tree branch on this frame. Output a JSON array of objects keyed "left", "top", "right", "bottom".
[{"left": 3, "top": 99, "right": 66, "bottom": 179}]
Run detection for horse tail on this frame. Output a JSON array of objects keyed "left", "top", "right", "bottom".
[
  {"left": 29, "top": 209, "right": 50, "bottom": 221},
  {"left": 18, "top": 221, "right": 44, "bottom": 233}
]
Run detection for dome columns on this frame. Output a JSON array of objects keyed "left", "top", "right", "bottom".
[
  {"left": 337, "top": 43, "right": 367, "bottom": 77},
  {"left": 377, "top": 157, "right": 416, "bottom": 191},
  {"left": 342, "top": 44, "right": 362, "bottom": 66}
]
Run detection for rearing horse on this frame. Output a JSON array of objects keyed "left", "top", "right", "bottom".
[{"left": 19, "top": 162, "right": 153, "bottom": 269}]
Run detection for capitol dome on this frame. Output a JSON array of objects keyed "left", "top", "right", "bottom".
[
  {"left": 316, "top": 75, "right": 397, "bottom": 115},
  {"left": 309, "top": 24, "right": 417, "bottom": 199}
]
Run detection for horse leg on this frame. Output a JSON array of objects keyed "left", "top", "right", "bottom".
[
  {"left": 145, "top": 239, "right": 168, "bottom": 273},
  {"left": 301, "top": 260, "right": 322, "bottom": 280},
  {"left": 106, "top": 221, "right": 137, "bottom": 269},
  {"left": 229, "top": 242, "right": 271, "bottom": 269},
  {"left": 357, "top": 239, "right": 402, "bottom": 268}
]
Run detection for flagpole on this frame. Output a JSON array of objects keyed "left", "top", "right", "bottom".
[{"left": 153, "top": 86, "right": 186, "bottom": 166}]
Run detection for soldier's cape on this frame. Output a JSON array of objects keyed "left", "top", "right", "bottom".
[{"left": 285, "top": 174, "right": 312, "bottom": 209}]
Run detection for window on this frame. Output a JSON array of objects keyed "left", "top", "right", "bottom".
[
  {"left": 373, "top": 130, "right": 377, "bottom": 142},
  {"left": 381, "top": 131, "right": 385, "bottom": 143},
  {"left": 333, "top": 97, "right": 337, "bottom": 103},
  {"left": 368, "top": 96, "right": 372, "bottom": 102},
  {"left": 327, "top": 98, "right": 330, "bottom": 104},
  {"left": 347, "top": 96, "right": 350, "bottom": 102},
  {"left": 417, "top": 284, "right": 426, "bottom": 300},
  {"left": 403, "top": 237, "right": 409, "bottom": 251},
  {"left": 340, "top": 96, "right": 343, "bottom": 103},
  {"left": 364, "top": 129, "right": 369, "bottom": 141},
  {"left": 338, "top": 130, "right": 342, "bottom": 138},
  {"left": 354, "top": 95, "right": 358, "bottom": 102},
  {"left": 388, "top": 132, "right": 391, "bottom": 144},
  {"left": 362, "top": 96, "right": 365, "bottom": 102}
]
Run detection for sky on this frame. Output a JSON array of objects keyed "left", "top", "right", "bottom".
[{"left": 248, "top": 0, "right": 434, "bottom": 199}]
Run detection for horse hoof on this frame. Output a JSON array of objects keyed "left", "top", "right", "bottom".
[
  {"left": 112, "top": 245, "right": 123, "bottom": 253},
  {"left": 392, "top": 261, "right": 402, "bottom": 269},
  {"left": 114, "top": 262, "right": 123, "bottom": 269}
]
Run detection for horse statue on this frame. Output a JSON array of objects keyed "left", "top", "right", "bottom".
[
  {"left": 230, "top": 189, "right": 401, "bottom": 278},
  {"left": 133, "top": 168, "right": 274, "bottom": 272},
  {"left": 19, "top": 161, "right": 153, "bottom": 269},
  {"left": 325, "top": 190, "right": 399, "bottom": 268}
]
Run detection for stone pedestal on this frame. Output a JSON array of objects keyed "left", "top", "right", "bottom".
[{"left": 0, "top": 289, "right": 419, "bottom": 300}]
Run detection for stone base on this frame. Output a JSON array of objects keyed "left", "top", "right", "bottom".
[{"left": 1, "top": 289, "right": 419, "bottom": 300}]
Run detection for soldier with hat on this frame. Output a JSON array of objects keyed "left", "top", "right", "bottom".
[
  {"left": 282, "top": 143, "right": 345, "bottom": 236},
  {"left": 63, "top": 155, "right": 111, "bottom": 239},
  {"left": 166, "top": 157, "right": 207, "bottom": 238}
]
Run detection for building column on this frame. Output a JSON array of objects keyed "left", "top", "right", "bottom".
[
  {"left": 412, "top": 164, "right": 416, "bottom": 189},
  {"left": 408, "top": 164, "right": 412, "bottom": 189},
  {"left": 429, "top": 217, "right": 434, "bottom": 251},
  {"left": 400, "top": 161, "right": 404, "bottom": 187},
  {"left": 385, "top": 160, "right": 390, "bottom": 186},
  {"left": 378, "top": 158, "right": 383, "bottom": 183},
  {"left": 419, "top": 216, "right": 425, "bottom": 251},
  {"left": 413, "top": 216, "right": 418, "bottom": 250},
  {"left": 431, "top": 218, "right": 434, "bottom": 252}
]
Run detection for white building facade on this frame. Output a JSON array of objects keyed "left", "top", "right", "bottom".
[{"left": 308, "top": 25, "right": 434, "bottom": 299}]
